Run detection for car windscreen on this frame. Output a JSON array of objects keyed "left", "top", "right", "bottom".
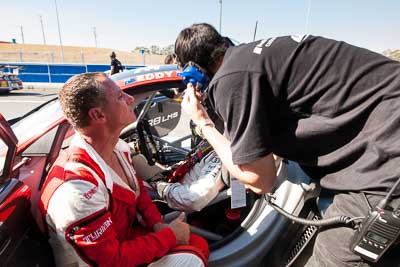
[{"left": 11, "top": 100, "right": 64, "bottom": 146}]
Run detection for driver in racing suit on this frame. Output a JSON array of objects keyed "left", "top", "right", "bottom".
[
  {"left": 150, "top": 140, "right": 282, "bottom": 212},
  {"left": 151, "top": 140, "right": 226, "bottom": 212},
  {"left": 39, "top": 73, "right": 209, "bottom": 267}
]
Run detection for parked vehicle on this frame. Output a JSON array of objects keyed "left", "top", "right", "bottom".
[
  {"left": 0, "top": 75, "right": 11, "bottom": 94},
  {"left": 7, "top": 73, "right": 23, "bottom": 90},
  {"left": 0, "top": 64, "right": 318, "bottom": 267},
  {"left": 0, "top": 65, "right": 23, "bottom": 92}
]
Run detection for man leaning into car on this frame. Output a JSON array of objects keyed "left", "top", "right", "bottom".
[
  {"left": 175, "top": 23, "right": 400, "bottom": 266},
  {"left": 39, "top": 72, "right": 209, "bottom": 267}
]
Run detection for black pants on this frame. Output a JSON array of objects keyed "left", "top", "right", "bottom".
[{"left": 305, "top": 192, "right": 400, "bottom": 267}]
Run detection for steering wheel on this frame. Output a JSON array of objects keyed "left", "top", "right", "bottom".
[{"left": 136, "top": 119, "right": 159, "bottom": 166}]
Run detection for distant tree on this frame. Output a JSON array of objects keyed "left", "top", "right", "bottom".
[
  {"left": 161, "top": 44, "right": 174, "bottom": 55},
  {"left": 132, "top": 47, "right": 150, "bottom": 54},
  {"left": 150, "top": 45, "right": 161, "bottom": 55},
  {"left": 383, "top": 49, "right": 400, "bottom": 61},
  {"left": 132, "top": 44, "right": 174, "bottom": 55}
]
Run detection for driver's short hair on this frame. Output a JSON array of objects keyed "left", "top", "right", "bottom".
[
  {"left": 175, "top": 23, "right": 228, "bottom": 74},
  {"left": 59, "top": 72, "right": 108, "bottom": 129}
]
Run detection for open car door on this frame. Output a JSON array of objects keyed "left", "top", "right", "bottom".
[{"left": 0, "top": 114, "right": 53, "bottom": 266}]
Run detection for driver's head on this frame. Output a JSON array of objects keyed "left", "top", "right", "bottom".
[
  {"left": 59, "top": 73, "right": 135, "bottom": 131},
  {"left": 60, "top": 73, "right": 107, "bottom": 129},
  {"left": 174, "top": 23, "right": 229, "bottom": 76}
]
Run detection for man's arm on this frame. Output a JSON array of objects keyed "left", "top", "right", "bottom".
[
  {"left": 199, "top": 123, "right": 276, "bottom": 194},
  {"left": 182, "top": 85, "right": 277, "bottom": 194}
]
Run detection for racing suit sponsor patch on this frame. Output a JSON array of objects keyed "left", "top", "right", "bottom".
[
  {"left": 82, "top": 217, "right": 112, "bottom": 242},
  {"left": 83, "top": 186, "right": 98, "bottom": 199}
]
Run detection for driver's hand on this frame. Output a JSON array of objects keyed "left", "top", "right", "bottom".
[
  {"left": 153, "top": 222, "right": 169, "bottom": 232},
  {"left": 168, "top": 212, "right": 190, "bottom": 245},
  {"left": 182, "top": 83, "right": 211, "bottom": 126}
]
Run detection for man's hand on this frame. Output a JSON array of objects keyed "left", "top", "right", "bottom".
[
  {"left": 153, "top": 222, "right": 168, "bottom": 232},
  {"left": 181, "top": 83, "right": 210, "bottom": 126},
  {"left": 168, "top": 212, "right": 190, "bottom": 245}
]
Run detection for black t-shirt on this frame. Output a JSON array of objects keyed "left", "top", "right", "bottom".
[
  {"left": 110, "top": 58, "right": 123, "bottom": 75},
  {"left": 207, "top": 35, "right": 400, "bottom": 194}
]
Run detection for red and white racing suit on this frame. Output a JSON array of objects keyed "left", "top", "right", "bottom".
[{"left": 39, "top": 134, "right": 208, "bottom": 267}]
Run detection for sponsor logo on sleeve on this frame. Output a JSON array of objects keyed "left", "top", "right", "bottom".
[
  {"left": 82, "top": 217, "right": 113, "bottom": 242},
  {"left": 83, "top": 186, "right": 98, "bottom": 200}
]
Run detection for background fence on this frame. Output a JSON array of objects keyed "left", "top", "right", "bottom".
[
  {"left": 0, "top": 62, "right": 140, "bottom": 83},
  {"left": 0, "top": 44, "right": 165, "bottom": 65},
  {"left": 0, "top": 44, "right": 167, "bottom": 83}
]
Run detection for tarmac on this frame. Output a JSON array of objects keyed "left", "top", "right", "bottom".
[{"left": 23, "top": 82, "right": 64, "bottom": 90}]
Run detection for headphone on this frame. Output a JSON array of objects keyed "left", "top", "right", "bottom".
[{"left": 179, "top": 61, "right": 210, "bottom": 93}]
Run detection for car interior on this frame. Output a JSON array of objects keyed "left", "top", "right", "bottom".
[
  {"left": 0, "top": 67, "right": 317, "bottom": 267},
  {"left": 0, "top": 81, "right": 269, "bottom": 266}
]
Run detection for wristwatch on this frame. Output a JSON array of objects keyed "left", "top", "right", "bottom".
[{"left": 196, "top": 119, "right": 215, "bottom": 139}]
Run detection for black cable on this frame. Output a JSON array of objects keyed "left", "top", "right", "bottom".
[{"left": 265, "top": 194, "right": 359, "bottom": 228}]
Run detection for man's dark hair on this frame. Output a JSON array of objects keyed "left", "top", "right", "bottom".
[
  {"left": 59, "top": 72, "right": 108, "bottom": 129},
  {"left": 175, "top": 23, "right": 228, "bottom": 74}
]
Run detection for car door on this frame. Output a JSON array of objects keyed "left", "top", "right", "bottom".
[{"left": 0, "top": 114, "right": 54, "bottom": 266}]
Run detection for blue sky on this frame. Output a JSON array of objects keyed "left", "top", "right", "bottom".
[{"left": 1, "top": 0, "right": 399, "bottom": 53}]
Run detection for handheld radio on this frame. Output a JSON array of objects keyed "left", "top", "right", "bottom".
[{"left": 350, "top": 178, "right": 400, "bottom": 262}]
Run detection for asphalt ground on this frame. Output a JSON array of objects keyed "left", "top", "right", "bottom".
[{"left": 0, "top": 88, "right": 59, "bottom": 120}]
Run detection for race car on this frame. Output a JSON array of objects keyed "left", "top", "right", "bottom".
[{"left": 0, "top": 64, "right": 318, "bottom": 267}]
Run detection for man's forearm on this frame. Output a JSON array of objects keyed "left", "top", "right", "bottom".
[{"left": 200, "top": 124, "right": 276, "bottom": 194}]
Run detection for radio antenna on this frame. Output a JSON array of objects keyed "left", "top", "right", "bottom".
[
  {"left": 305, "top": 0, "right": 312, "bottom": 33},
  {"left": 253, "top": 20, "right": 258, "bottom": 41}
]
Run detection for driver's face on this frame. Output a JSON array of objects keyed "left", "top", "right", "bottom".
[{"left": 101, "top": 77, "right": 136, "bottom": 129}]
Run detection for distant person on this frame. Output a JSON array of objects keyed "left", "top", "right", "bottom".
[
  {"left": 164, "top": 53, "right": 177, "bottom": 64},
  {"left": 110, "top": 51, "right": 123, "bottom": 75},
  {"left": 159, "top": 53, "right": 179, "bottom": 99}
]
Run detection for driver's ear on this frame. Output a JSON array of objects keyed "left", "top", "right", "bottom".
[{"left": 88, "top": 107, "right": 105, "bottom": 123}]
